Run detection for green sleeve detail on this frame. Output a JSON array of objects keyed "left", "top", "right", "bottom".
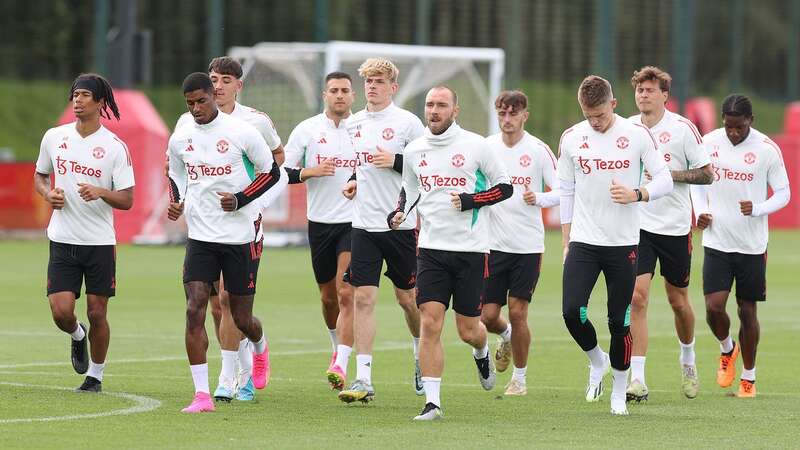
[{"left": 472, "top": 169, "right": 487, "bottom": 227}]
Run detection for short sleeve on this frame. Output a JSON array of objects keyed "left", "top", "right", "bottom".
[
  {"left": 35, "top": 130, "right": 54, "bottom": 174},
  {"left": 111, "top": 140, "right": 135, "bottom": 190}
]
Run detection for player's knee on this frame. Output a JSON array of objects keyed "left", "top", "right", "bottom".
[
  {"left": 456, "top": 321, "right": 479, "bottom": 343},
  {"left": 86, "top": 305, "right": 107, "bottom": 324},
  {"left": 705, "top": 299, "right": 726, "bottom": 316},
  {"left": 337, "top": 285, "right": 354, "bottom": 307},
  {"left": 231, "top": 311, "right": 251, "bottom": 331},
  {"left": 736, "top": 302, "right": 757, "bottom": 323},
  {"left": 479, "top": 307, "right": 500, "bottom": 328},
  {"left": 396, "top": 293, "right": 416, "bottom": 311},
  {"left": 631, "top": 288, "right": 648, "bottom": 311},
  {"left": 509, "top": 309, "right": 527, "bottom": 328},
  {"left": 420, "top": 313, "right": 443, "bottom": 336},
  {"left": 354, "top": 293, "right": 374, "bottom": 313},
  {"left": 185, "top": 301, "right": 206, "bottom": 327},
  {"left": 608, "top": 319, "right": 629, "bottom": 337}
]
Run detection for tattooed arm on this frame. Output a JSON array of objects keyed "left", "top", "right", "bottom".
[{"left": 671, "top": 164, "right": 713, "bottom": 185}]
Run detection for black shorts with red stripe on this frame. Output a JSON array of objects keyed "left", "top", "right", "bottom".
[
  {"left": 415, "top": 248, "right": 487, "bottom": 317},
  {"left": 484, "top": 251, "right": 542, "bottom": 304},
  {"left": 183, "top": 238, "right": 262, "bottom": 296},
  {"left": 637, "top": 229, "right": 692, "bottom": 288}
]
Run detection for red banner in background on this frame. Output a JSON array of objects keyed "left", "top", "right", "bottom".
[{"left": 0, "top": 163, "right": 50, "bottom": 229}]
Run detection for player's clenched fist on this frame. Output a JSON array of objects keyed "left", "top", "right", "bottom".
[
  {"left": 342, "top": 180, "right": 357, "bottom": 199},
  {"left": 696, "top": 213, "right": 712, "bottom": 229},
  {"left": 46, "top": 187, "right": 65, "bottom": 209},
  {"left": 449, "top": 191, "right": 462, "bottom": 210},
  {"left": 312, "top": 158, "right": 337, "bottom": 177},
  {"left": 388, "top": 211, "right": 405, "bottom": 230},
  {"left": 371, "top": 146, "right": 395, "bottom": 169},
  {"left": 77, "top": 183, "right": 103, "bottom": 202},
  {"left": 739, "top": 200, "right": 753, "bottom": 216},
  {"left": 167, "top": 201, "right": 184, "bottom": 221},
  {"left": 522, "top": 184, "right": 537, "bottom": 205},
  {"left": 216, "top": 192, "right": 237, "bottom": 211}
]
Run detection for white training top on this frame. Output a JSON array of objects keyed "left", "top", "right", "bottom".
[
  {"left": 167, "top": 112, "right": 275, "bottom": 244},
  {"left": 401, "top": 123, "right": 510, "bottom": 253},
  {"left": 557, "top": 115, "right": 668, "bottom": 246},
  {"left": 698, "top": 127, "right": 790, "bottom": 254},
  {"left": 36, "top": 123, "right": 135, "bottom": 245},
  {"left": 284, "top": 113, "right": 355, "bottom": 224},
  {"left": 347, "top": 103, "right": 424, "bottom": 232},
  {"left": 485, "top": 132, "right": 559, "bottom": 254},
  {"left": 630, "top": 110, "right": 710, "bottom": 236}
]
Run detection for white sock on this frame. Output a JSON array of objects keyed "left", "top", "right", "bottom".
[
  {"left": 512, "top": 365, "right": 527, "bottom": 383},
  {"left": 87, "top": 360, "right": 105, "bottom": 381},
  {"left": 586, "top": 345, "right": 606, "bottom": 368},
  {"left": 356, "top": 354, "right": 372, "bottom": 383},
  {"left": 472, "top": 340, "right": 489, "bottom": 359},
  {"left": 238, "top": 339, "right": 253, "bottom": 373},
  {"left": 328, "top": 328, "right": 338, "bottom": 352},
  {"left": 499, "top": 324, "right": 512, "bottom": 343},
  {"left": 412, "top": 337, "right": 421, "bottom": 360},
  {"left": 611, "top": 368, "right": 629, "bottom": 401},
  {"left": 719, "top": 336, "right": 734, "bottom": 354},
  {"left": 630, "top": 356, "right": 646, "bottom": 384},
  {"left": 679, "top": 339, "right": 696, "bottom": 366},
  {"left": 334, "top": 345, "right": 352, "bottom": 373},
  {"left": 190, "top": 363, "right": 209, "bottom": 394},
  {"left": 741, "top": 367, "right": 756, "bottom": 382},
  {"left": 421, "top": 376, "right": 441, "bottom": 407},
  {"left": 219, "top": 350, "right": 237, "bottom": 386},
  {"left": 70, "top": 323, "right": 85, "bottom": 341},
  {"left": 252, "top": 335, "right": 267, "bottom": 354}
]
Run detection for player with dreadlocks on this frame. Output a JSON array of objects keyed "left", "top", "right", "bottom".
[{"left": 34, "top": 73, "right": 135, "bottom": 393}]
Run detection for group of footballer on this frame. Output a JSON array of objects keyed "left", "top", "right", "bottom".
[{"left": 35, "top": 55, "right": 790, "bottom": 419}]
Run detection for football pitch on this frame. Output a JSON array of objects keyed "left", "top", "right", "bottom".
[{"left": 0, "top": 231, "right": 797, "bottom": 449}]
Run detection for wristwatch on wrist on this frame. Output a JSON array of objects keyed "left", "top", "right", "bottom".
[{"left": 634, "top": 188, "right": 642, "bottom": 202}]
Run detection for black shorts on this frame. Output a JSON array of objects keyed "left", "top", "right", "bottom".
[
  {"left": 349, "top": 228, "right": 417, "bottom": 289},
  {"left": 183, "top": 238, "right": 262, "bottom": 296},
  {"left": 308, "top": 221, "right": 352, "bottom": 284},
  {"left": 484, "top": 251, "right": 542, "bottom": 304},
  {"left": 703, "top": 247, "right": 767, "bottom": 302},
  {"left": 637, "top": 230, "right": 692, "bottom": 288},
  {"left": 47, "top": 241, "right": 116, "bottom": 299},
  {"left": 416, "top": 248, "right": 487, "bottom": 317}
]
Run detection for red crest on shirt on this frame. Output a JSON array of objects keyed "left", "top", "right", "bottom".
[
  {"left": 92, "top": 147, "right": 106, "bottom": 159},
  {"left": 451, "top": 153, "right": 465, "bottom": 168},
  {"left": 616, "top": 136, "right": 630, "bottom": 149},
  {"left": 382, "top": 128, "right": 395, "bottom": 141},
  {"left": 658, "top": 131, "right": 671, "bottom": 144},
  {"left": 217, "top": 139, "right": 229, "bottom": 153},
  {"left": 519, "top": 154, "right": 532, "bottom": 167},
  {"left": 744, "top": 152, "right": 756, "bottom": 164}
]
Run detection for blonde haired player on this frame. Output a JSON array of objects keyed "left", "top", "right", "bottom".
[{"left": 338, "top": 58, "right": 425, "bottom": 403}]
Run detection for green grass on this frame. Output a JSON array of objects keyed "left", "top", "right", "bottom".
[{"left": 0, "top": 231, "right": 798, "bottom": 448}]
